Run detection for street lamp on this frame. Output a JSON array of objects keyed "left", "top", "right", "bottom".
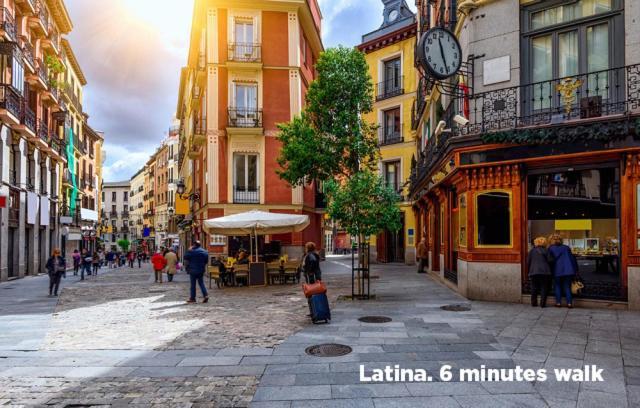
[{"left": 176, "top": 179, "right": 200, "bottom": 201}]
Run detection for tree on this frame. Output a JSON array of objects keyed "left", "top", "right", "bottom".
[
  {"left": 117, "top": 239, "right": 130, "bottom": 252},
  {"left": 277, "top": 46, "right": 401, "bottom": 276}
]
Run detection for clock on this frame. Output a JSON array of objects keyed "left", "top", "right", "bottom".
[
  {"left": 417, "top": 27, "right": 462, "bottom": 80},
  {"left": 388, "top": 9, "right": 399, "bottom": 22}
]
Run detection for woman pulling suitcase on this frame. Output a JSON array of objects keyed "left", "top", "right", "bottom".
[{"left": 302, "top": 242, "right": 330, "bottom": 323}]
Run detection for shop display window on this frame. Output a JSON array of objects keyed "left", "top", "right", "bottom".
[
  {"left": 475, "top": 190, "right": 512, "bottom": 247},
  {"left": 459, "top": 193, "right": 467, "bottom": 247}
]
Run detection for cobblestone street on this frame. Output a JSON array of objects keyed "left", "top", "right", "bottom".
[{"left": 2, "top": 258, "right": 640, "bottom": 407}]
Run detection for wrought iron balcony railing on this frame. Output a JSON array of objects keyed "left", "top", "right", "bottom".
[
  {"left": 0, "top": 8, "right": 16, "bottom": 41},
  {"left": 410, "top": 64, "right": 640, "bottom": 192},
  {"left": 22, "top": 40, "right": 34, "bottom": 68},
  {"left": 36, "top": 0, "right": 49, "bottom": 32},
  {"left": 36, "top": 59, "right": 48, "bottom": 85},
  {"left": 228, "top": 43, "right": 261, "bottom": 63},
  {"left": 21, "top": 104, "right": 36, "bottom": 133},
  {"left": 379, "top": 124, "right": 404, "bottom": 146},
  {"left": 36, "top": 118, "right": 48, "bottom": 142},
  {"left": 228, "top": 107, "right": 262, "bottom": 128},
  {"left": 233, "top": 186, "right": 260, "bottom": 204},
  {"left": 0, "top": 84, "right": 21, "bottom": 119},
  {"left": 376, "top": 76, "right": 404, "bottom": 101},
  {"left": 110, "top": 210, "right": 118, "bottom": 218}
]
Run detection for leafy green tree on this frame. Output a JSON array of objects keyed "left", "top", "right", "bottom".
[
  {"left": 277, "top": 46, "right": 401, "bottom": 249},
  {"left": 117, "top": 239, "right": 130, "bottom": 252}
]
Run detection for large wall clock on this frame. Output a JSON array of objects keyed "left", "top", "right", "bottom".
[{"left": 417, "top": 27, "right": 462, "bottom": 80}]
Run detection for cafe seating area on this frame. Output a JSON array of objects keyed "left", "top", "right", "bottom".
[{"left": 209, "top": 257, "right": 302, "bottom": 289}]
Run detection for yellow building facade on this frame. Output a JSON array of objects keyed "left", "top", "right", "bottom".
[{"left": 358, "top": 0, "right": 417, "bottom": 264}]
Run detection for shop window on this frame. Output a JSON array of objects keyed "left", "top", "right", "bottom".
[
  {"left": 636, "top": 183, "right": 640, "bottom": 250},
  {"left": 475, "top": 191, "right": 512, "bottom": 247},
  {"left": 459, "top": 193, "right": 467, "bottom": 247}
]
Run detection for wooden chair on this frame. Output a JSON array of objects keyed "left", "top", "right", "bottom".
[
  {"left": 283, "top": 261, "right": 300, "bottom": 284},
  {"left": 208, "top": 266, "right": 221, "bottom": 289},
  {"left": 267, "top": 262, "right": 282, "bottom": 285},
  {"left": 234, "top": 264, "right": 249, "bottom": 286}
]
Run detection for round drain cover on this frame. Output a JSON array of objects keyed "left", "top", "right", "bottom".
[
  {"left": 441, "top": 304, "right": 471, "bottom": 312},
  {"left": 305, "top": 343, "right": 353, "bottom": 357},
  {"left": 358, "top": 316, "right": 392, "bottom": 323}
]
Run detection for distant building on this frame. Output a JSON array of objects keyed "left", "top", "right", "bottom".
[{"left": 101, "top": 181, "right": 131, "bottom": 250}]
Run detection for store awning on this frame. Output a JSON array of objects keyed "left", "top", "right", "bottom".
[
  {"left": 81, "top": 208, "right": 98, "bottom": 222},
  {"left": 204, "top": 210, "right": 310, "bottom": 235}
]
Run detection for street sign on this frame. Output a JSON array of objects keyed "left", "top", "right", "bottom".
[{"left": 0, "top": 196, "right": 6, "bottom": 208}]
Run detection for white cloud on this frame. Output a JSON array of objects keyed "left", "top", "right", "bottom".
[{"left": 101, "top": 144, "right": 155, "bottom": 182}]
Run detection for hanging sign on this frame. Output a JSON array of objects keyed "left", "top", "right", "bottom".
[{"left": 0, "top": 195, "right": 6, "bottom": 208}]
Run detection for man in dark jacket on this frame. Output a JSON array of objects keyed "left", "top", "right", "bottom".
[
  {"left": 527, "top": 237, "right": 553, "bottom": 307},
  {"left": 184, "top": 241, "right": 209, "bottom": 303}
]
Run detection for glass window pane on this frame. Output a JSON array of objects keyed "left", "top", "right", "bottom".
[
  {"left": 248, "top": 155, "right": 257, "bottom": 191},
  {"left": 236, "top": 85, "right": 246, "bottom": 110},
  {"left": 532, "top": 35, "right": 553, "bottom": 109},
  {"left": 235, "top": 155, "right": 246, "bottom": 190},
  {"left": 476, "top": 191, "right": 511, "bottom": 246},
  {"left": 459, "top": 194, "right": 467, "bottom": 247},
  {"left": 531, "top": 0, "right": 611, "bottom": 29},
  {"left": 559, "top": 31, "right": 578, "bottom": 78},
  {"left": 587, "top": 23, "right": 609, "bottom": 98}
]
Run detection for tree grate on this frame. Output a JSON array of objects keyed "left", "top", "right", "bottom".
[
  {"left": 305, "top": 343, "right": 352, "bottom": 357},
  {"left": 440, "top": 304, "right": 471, "bottom": 312},
  {"left": 358, "top": 316, "right": 392, "bottom": 323}
]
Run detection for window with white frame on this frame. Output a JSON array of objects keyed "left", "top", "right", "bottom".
[
  {"left": 233, "top": 153, "right": 259, "bottom": 203},
  {"left": 232, "top": 82, "right": 258, "bottom": 126}
]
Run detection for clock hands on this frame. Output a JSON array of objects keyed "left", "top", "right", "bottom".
[{"left": 438, "top": 38, "right": 448, "bottom": 74}]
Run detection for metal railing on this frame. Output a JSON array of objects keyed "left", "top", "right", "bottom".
[
  {"left": 36, "top": 59, "right": 48, "bottom": 85},
  {"left": 0, "top": 85, "right": 21, "bottom": 119},
  {"left": 376, "top": 76, "right": 404, "bottom": 101},
  {"left": 121, "top": 211, "right": 129, "bottom": 219},
  {"left": 36, "top": 0, "right": 49, "bottom": 32},
  {"left": 22, "top": 40, "right": 34, "bottom": 68},
  {"left": 378, "top": 124, "right": 404, "bottom": 146},
  {"left": 0, "top": 8, "right": 16, "bottom": 41},
  {"left": 109, "top": 210, "right": 118, "bottom": 218},
  {"left": 36, "top": 118, "right": 48, "bottom": 141},
  {"left": 228, "top": 107, "right": 263, "bottom": 128},
  {"left": 233, "top": 186, "right": 260, "bottom": 204},
  {"left": 228, "top": 43, "right": 261, "bottom": 62},
  {"left": 21, "top": 103, "right": 36, "bottom": 133}
]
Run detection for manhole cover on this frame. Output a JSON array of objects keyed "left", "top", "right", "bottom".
[
  {"left": 305, "top": 343, "right": 353, "bottom": 357},
  {"left": 441, "top": 304, "right": 471, "bottom": 312},
  {"left": 358, "top": 316, "right": 392, "bottom": 323}
]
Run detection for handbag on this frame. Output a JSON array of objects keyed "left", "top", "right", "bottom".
[
  {"left": 571, "top": 278, "right": 584, "bottom": 295},
  {"left": 303, "top": 280, "right": 326, "bottom": 298}
]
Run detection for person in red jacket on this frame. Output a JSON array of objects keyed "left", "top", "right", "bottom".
[{"left": 151, "top": 249, "right": 167, "bottom": 283}]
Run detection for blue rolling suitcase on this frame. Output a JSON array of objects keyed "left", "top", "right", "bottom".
[{"left": 310, "top": 293, "right": 331, "bottom": 324}]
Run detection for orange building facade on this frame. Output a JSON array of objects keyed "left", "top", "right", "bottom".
[{"left": 176, "top": 0, "right": 324, "bottom": 257}]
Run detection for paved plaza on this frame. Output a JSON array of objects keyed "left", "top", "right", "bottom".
[{"left": 0, "top": 257, "right": 639, "bottom": 407}]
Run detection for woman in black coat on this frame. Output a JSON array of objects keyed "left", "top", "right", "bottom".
[
  {"left": 527, "top": 237, "right": 554, "bottom": 307},
  {"left": 302, "top": 242, "right": 321, "bottom": 283},
  {"left": 46, "top": 248, "right": 66, "bottom": 297}
]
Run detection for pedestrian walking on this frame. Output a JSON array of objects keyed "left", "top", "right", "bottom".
[
  {"left": 527, "top": 237, "right": 553, "bottom": 308},
  {"left": 183, "top": 241, "right": 209, "bottom": 303},
  {"left": 151, "top": 250, "right": 167, "bottom": 283},
  {"left": 81, "top": 249, "right": 92, "bottom": 280},
  {"left": 107, "top": 250, "right": 115, "bottom": 268},
  {"left": 127, "top": 251, "right": 135, "bottom": 268},
  {"left": 416, "top": 236, "right": 428, "bottom": 274},
  {"left": 72, "top": 249, "right": 81, "bottom": 276},
  {"left": 98, "top": 249, "right": 105, "bottom": 268},
  {"left": 548, "top": 234, "right": 578, "bottom": 308},
  {"left": 302, "top": 242, "right": 321, "bottom": 284},
  {"left": 46, "top": 248, "right": 66, "bottom": 297},
  {"left": 137, "top": 251, "right": 143, "bottom": 268},
  {"left": 92, "top": 252, "right": 100, "bottom": 276},
  {"left": 164, "top": 248, "right": 178, "bottom": 282}
]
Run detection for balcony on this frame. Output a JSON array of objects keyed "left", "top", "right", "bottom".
[
  {"left": 136, "top": 219, "right": 143, "bottom": 225},
  {"left": 228, "top": 107, "right": 263, "bottom": 128},
  {"left": 36, "top": 118, "right": 48, "bottom": 143},
  {"left": 0, "top": 84, "right": 22, "bottom": 124},
  {"left": 29, "top": 0, "right": 48, "bottom": 36},
  {"left": 122, "top": 211, "right": 129, "bottom": 219},
  {"left": 49, "top": 137, "right": 65, "bottom": 158},
  {"left": 193, "top": 118, "right": 206, "bottom": 146},
  {"left": 376, "top": 76, "right": 404, "bottom": 101},
  {"left": 21, "top": 40, "right": 35, "bottom": 73},
  {"left": 42, "top": 27, "right": 59, "bottom": 54},
  {"left": 413, "top": 75, "right": 429, "bottom": 130},
  {"left": 138, "top": 202, "right": 143, "bottom": 209},
  {"left": 411, "top": 64, "right": 640, "bottom": 192},
  {"left": 27, "top": 58, "right": 48, "bottom": 89},
  {"left": 0, "top": 8, "right": 16, "bottom": 42},
  {"left": 227, "top": 43, "right": 261, "bottom": 63},
  {"left": 17, "top": 103, "right": 36, "bottom": 137},
  {"left": 233, "top": 186, "right": 260, "bottom": 204},
  {"left": 378, "top": 124, "right": 404, "bottom": 146},
  {"left": 109, "top": 210, "right": 118, "bottom": 218},
  {"left": 62, "top": 169, "right": 73, "bottom": 185},
  {"left": 16, "top": 0, "right": 37, "bottom": 14}
]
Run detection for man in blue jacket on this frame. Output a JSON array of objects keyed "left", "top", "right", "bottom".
[{"left": 184, "top": 240, "right": 209, "bottom": 303}]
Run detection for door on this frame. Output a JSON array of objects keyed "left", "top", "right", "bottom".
[{"left": 7, "top": 228, "right": 15, "bottom": 278}]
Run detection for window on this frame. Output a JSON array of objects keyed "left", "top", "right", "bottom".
[
  {"left": 11, "top": 55, "right": 24, "bottom": 95},
  {"left": 301, "top": 34, "right": 308, "bottom": 66},
  {"left": 234, "top": 153, "right": 259, "bottom": 203},
  {"left": 102, "top": 191, "right": 104, "bottom": 201},
  {"left": 383, "top": 161, "right": 400, "bottom": 193},
  {"left": 235, "top": 19, "right": 254, "bottom": 44},
  {"left": 124, "top": 191, "right": 128, "bottom": 202},
  {"left": 383, "top": 57, "right": 402, "bottom": 94},
  {"left": 382, "top": 108, "right": 401, "bottom": 144},
  {"left": 421, "top": 120, "right": 430, "bottom": 151},
  {"left": 233, "top": 82, "right": 258, "bottom": 125},
  {"left": 111, "top": 191, "right": 116, "bottom": 201},
  {"left": 523, "top": 0, "right": 622, "bottom": 112},
  {"left": 475, "top": 191, "right": 512, "bottom": 247}
]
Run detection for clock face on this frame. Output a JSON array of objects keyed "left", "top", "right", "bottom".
[
  {"left": 419, "top": 27, "right": 462, "bottom": 80},
  {"left": 388, "top": 9, "right": 399, "bottom": 22}
]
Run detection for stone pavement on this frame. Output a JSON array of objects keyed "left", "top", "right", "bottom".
[{"left": 0, "top": 258, "right": 639, "bottom": 407}]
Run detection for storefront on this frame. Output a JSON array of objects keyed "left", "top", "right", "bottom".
[{"left": 414, "top": 143, "right": 640, "bottom": 308}]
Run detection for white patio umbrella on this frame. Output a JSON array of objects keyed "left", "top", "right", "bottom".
[{"left": 203, "top": 210, "right": 310, "bottom": 261}]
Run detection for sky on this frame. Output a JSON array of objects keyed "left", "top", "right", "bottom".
[{"left": 65, "top": 0, "right": 415, "bottom": 182}]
